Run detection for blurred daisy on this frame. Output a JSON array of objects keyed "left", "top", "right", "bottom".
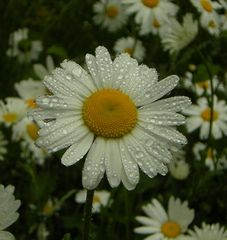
[
  {"left": 184, "top": 96, "right": 227, "bottom": 139},
  {"left": 30, "top": 46, "right": 190, "bottom": 190},
  {"left": 193, "top": 142, "right": 227, "bottom": 171},
  {"left": 188, "top": 223, "right": 227, "bottom": 240},
  {"left": 14, "top": 79, "right": 46, "bottom": 109},
  {"left": 113, "top": 36, "right": 145, "bottom": 61},
  {"left": 124, "top": 0, "right": 178, "bottom": 31},
  {"left": 0, "top": 131, "right": 7, "bottom": 161},
  {"left": 135, "top": 196, "right": 194, "bottom": 239},
  {"left": 182, "top": 74, "right": 225, "bottom": 96},
  {"left": 12, "top": 118, "right": 48, "bottom": 165},
  {"left": 0, "top": 184, "right": 21, "bottom": 240},
  {"left": 139, "top": 15, "right": 167, "bottom": 35},
  {"left": 219, "top": 0, "right": 227, "bottom": 31},
  {"left": 6, "top": 28, "right": 43, "bottom": 63},
  {"left": 160, "top": 14, "right": 198, "bottom": 54},
  {"left": 0, "top": 98, "right": 27, "bottom": 126},
  {"left": 75, "top": 190, "right": 110, "bottom": 213},
  {"left": 93, "top": 0, "right": 128, "bottom": 32},
  {"left": 190, "top": 0, "right": 222, "bottom": 36},
  {"left": 33, "top": 55, "right": 55, "bottom": 80},
  {"left": 169, "top": 148, "right": 190, "bottom": 180}
]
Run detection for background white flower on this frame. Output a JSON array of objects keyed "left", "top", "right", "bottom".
[
  {"left": 160, "top": 14, "right": 198, "bottom": 54},
  {"left": 184, "top": 96, "right": 227, "bottom": 139},
  {"left": 135, "top": 196, "right": 194, "bottom": 239},
  {"left": 93, "top": 0, "right": 128, "bottom": 32},
  {"left": 75, "top": 190, "right": 110, "bottom": 213},
  {"left": 113, "top": 36, "right": 145, "bottom": 61},
  {"left": 6, "top": 28, "right": 43, "bottom": 63},
  {"left": 188, "top": 223, "right": 227, "bottom": 240},
  {"left": 0, "top": 185, "right": 21, "bottom": 240}
]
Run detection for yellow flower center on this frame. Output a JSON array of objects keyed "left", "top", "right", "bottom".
[
  {"left": 201, "top": 108, "right": 219, "bottom": 122},
  {"left": 82, "top": 89, "right": 137, "bottom": 138},
  {"left": 3, "top": 113, "right": 18, "bottom": 123},
  {"left": 93, "top": 195, "right": 101, "bottom": 204},
  {"left": 196, "top": 80, "right": 209, "bottom": 89},
  {"left": 26, "top": 123, "right": 39, "bottom": 140},
  {"left": 200, "top": 0, "right": 213, "bottom": 12},
  {"left": 26, "top": 98, "right": 37, "bottom": 109},
  {"left": 142, "top": 0, "right": 160, "bottom": 8},
  {"left": 208, "top": 20, "right": 216, "bottom": 28},
  {"left": 124, "top": 48, "right": 133, "bottom": 56},
  {"left": 161, "top": 221, "right": 181, "bottom": 238},
  {"left": 106, "top": 5, "right": 119, "bottom": 18},
  {"left": 43, "top": 200, "right": 54, "bottom": 215},
  {"left": 152, "top": 17, "right": 161, "bottom": 28},
  {"left": 207, "top": 148, "right": 214, "bottom": 160}
]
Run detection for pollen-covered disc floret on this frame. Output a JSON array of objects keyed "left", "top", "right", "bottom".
[
  {"left": 83, "top": 89, "right": 137, "bottom": 138},
  {"left": 30, "top": 46, "right": 190, "bottom": 190}
]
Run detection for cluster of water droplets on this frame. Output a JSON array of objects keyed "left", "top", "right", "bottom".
[
  {"left": 139, "top": 111, "right": 185, "bottom": 126},
  {"left": 139, "top": 75, "right": 180, "bottom": 106},
  {"left": 143, "top": 96, "right": 192, "bottom": 112},
  {"left": 140, "top": 122, "right": 187, "bottom": 145},
  {"left": 82, "top": 140, "right": 105, "bottom": 189},
  {"left": 119, "top": 142, "right": 139, "bottom": 185},
  {"left": 61, "top": 133, "right": 94, "bottom": 166}
]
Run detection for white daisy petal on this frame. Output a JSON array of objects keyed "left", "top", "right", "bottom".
[
  {"left": 142, "top": 96, "right": 191, "bottom": 112},
  {"left": 104, "top": 139, "right": 122, "bottom": 187},
  {"left": 82, "top": 137, "right": 105, "bottom": 189},
  {"left": 95, "top": 46, "right": 113, "bottom": 88},
  {"left": 134, "top": 226, "right": 158, "bottom": 234},
  {"left": 85, "top": 54, "right": 103, "bottom": 89},
  {"left": 119, "top": 139, "right": 139, "bottom": 187},
  {"left": 60, "top": 60, "right": 97, "bottom": 92},
  {"left": 61, "top": 132, "right": 94, "bottom": 166},
  {"left": 139, "top": 75, "right": 179, "bottom": 106},
  {"left": 0, "top": 231, "right": 15, "bottom": 240},
  {"left": 139, "top": 122, "right": 187, "bottom": 145},
  {"left": 121, "top": 162, "right": 137, "bottom": 190},
  {"left": 139, "top": 111, "right": 185, "bottom": 126}
]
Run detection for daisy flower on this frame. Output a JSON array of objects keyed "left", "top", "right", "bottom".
[
  {"left": 139, "top": 15, "right": 167, "bottom": 36},
  {"left": 183, "top": 96, "right": 227, "bottom": 139},
  {"left": 33, "top": 55, "right": 55, "bottom": 80},
  {"left": 0, "top": 130, "right": 7, "bottom": 161},
  {"left": 14, "top": 79, "right": 46, "bottom": 109},
  {"left": 190, "top": 0, "right": 222, "bottom": 36},
  {"left": 75, "top": 190, "right": 110, "bottom": 213},
  {"left": 12, "top": 118, "right": 48, "bottom": 165},
  {"left": 113, "top": 36, "right": 145, "bottom": 61},
  {"left": 188, "top": 223, "right": 227, "bottom": 240},
  {"left": 6, "top": 28, "right": 43, "bottom": 63},
  {"left": 30, "top": 46, "right": 190, "bottom": 190},
  {"left": 193, "top": 142, "right": 227, "bottom": 171},
  {"left": 135, "top": 196, "right": 194, "bottom": 239},
  {"left": 182, "top": 74, "right": 225, "bottom": 96},
  {"left": 123, "top": 0, "right": 178, "bottom": 32},
  {"left": 0, "top": 98, "right": 27, "bottom": 127},
  {"left": 0, "top": 184, "right": 21, "bottom": 240},
  {"left": 160, "top": 14, "right": 198, "bottom": 54},
  {"left": 93, "top": 0, "right": 128, "bottom": 32}
]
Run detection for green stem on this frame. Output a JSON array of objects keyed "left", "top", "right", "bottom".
[
  {"left": 82, "top": 189, "right": 94, "bottom": 240},
  {"left": 124, "top": 190, "right": 130, "bottom": 240},
  {"left": 197, "top": 50, "right": 214, "bottom": 143}
]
